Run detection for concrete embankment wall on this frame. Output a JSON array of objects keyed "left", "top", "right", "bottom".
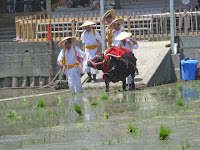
[
  {"left": 0, "top": 41, "right": 83, "bottom": 88},
  {"left": 179, "top": 35, "right": 200, "bottom": 67}
]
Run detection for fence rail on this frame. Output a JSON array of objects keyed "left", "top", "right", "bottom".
[{"left": 15, "top": 9, "right": 200, "bottom": 42}]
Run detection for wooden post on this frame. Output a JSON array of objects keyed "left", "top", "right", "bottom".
[
  {"left": 127, "top": 12, "right": 131, "bottom": 33},
  {"left": 40, "top": 15, "right": 43, "bottom": 41},
  {"left": 184, "top": 9, "right": 188, "bottom": 35},
  {"left": 15, "top": 17, "right": 20, "bottom": 39},
  {"left": 44, "top": 15, "right": 47, "bottom": 40},
  {"left": 71, "top": 14, "right": 75, "bottom": 36},
  {"left": 147, "top": 13, "right": 150, "bottom": 40},
  {"left": 53, "top": 15, "right": 56, "bottom": 40},
  {"left": 195, "top": 9, "right": 198, "bottom": 35},
  {"left": 138, "top": 12, "right": 141, "bottom": 41},
  {"left": 22, "top": 16, "right": 25, "bottom": 41},
  {"left": 133, "top": 12, "right": 136, "bottom": 40},
  {"left": 77, "top": 14, "right": 80, "bottom": 39},
  {"left": 62, "top": 14, "right": 65, "bottom": 38},
  {"left": 67, "top": 14, "right": 69, "bottom": 37},
  {"left": 30, "top": 16, "right": 34, "bottom": 41},
  {"left": 26, "top": 16, "right": 29, "bottom": 42},
  {"left": 142, "top": 12, "right": 145, "bottom": 40},
  {"left": 35, "top": 15, "right": 38, "bottom": 41},
  {"left": 57, "top": 14, "right": 60, "bottom": 41}
]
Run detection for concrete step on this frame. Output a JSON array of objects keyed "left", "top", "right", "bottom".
[
  {"left": 0, "top": 31, "right": 16, "bottom": 36},
  {"left": 0, "top": 27, "right": 16, "bottom": 32},
  {"left": 0, "top": 39, "right": 15, "bottom": 42},
  {"left": 0, "top": 34, "right": 16, "bottom": 39}
]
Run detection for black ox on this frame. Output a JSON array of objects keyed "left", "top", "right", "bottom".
[{"left": 87, "top": 47, "right": 137, "bottom": 92}]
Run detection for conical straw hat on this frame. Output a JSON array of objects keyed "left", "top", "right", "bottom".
[
  {"left": 58, "top": 36, "right": 76, "bottom": 47},
  {"left": 115, "top": 32, "right": 132, "bottom": 41},
  {"left": 102, "top": 9, "right": 116, "bottom": 25},
  {"left": 80, "top": 21, "right": 95, "bottom": 28},
  {"left": 108, "top": 18, "right": 124, "bottom": 29}
]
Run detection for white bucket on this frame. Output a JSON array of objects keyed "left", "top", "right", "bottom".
[{"left": 174, "top": 43, "right": 178, "bottom": 54}]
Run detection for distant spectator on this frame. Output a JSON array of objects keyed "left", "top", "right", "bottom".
[
  {"left": 79, "top": 0, "right": 90, "bottom": 7},
  {"left": 41, "top": 0, "right": 46, "bottom": 11},
  {"left": 7, "top": 0, "right": 16, "bottom": 12},
  {"left": 179, "top": 0, "right": 193, "bottom": 30},
  {"left": 179, "top": 0, "right": 193, "bottom": 12},
  {"left": 90, "top": 0, "right": 100, "bottom": 10}
]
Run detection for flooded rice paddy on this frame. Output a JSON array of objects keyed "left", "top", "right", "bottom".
[{"left": 0, "top": 81, "right": 200, "bottom": 150}]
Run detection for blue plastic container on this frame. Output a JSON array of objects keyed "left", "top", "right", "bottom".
[{"left": 181, "top": 58, "right": 199, "bottom": 80}]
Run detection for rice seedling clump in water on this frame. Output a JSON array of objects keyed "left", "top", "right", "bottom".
[
  {"left": 91, "top": 99, "right": 98, "bottom": 106},
  {"left": 100, "top": 94, "right": 109, "bottom": 100},
  {"left": 73, "top": 104, "right": 82, "bottom": 115},
  {"left": 159, "top": 124, "right": 172, "bottom": 140},
  {"left": 6, "top": 110, "right": 17, "bottom": 118},
  {"left": 175, "top": 98, "right": 184, "bottom": 106},
  {"left": 127, "top": 123, "right": 138, "bottom": 134},
  {"left": 36, "top": 100, "right": 46, "bottom": 108}
]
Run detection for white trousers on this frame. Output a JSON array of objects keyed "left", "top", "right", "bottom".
[
  {"left": 126, "top": 74, "right": 133, "bottom": 84},
  {"left": 66, "top": 66, "right": 83, "bottom": 93},
  {"left": 83, "top": 48, "right": 98, "bottom": 74},
  {"left": 180, "top": 16, "right": 191, "bottom": 29}
]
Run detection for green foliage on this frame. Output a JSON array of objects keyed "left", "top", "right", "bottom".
[
  {"left": 73, "top": 104, "right": 82, "bottom": 115},
  {"left": 91, "top": 99, "right": 98, "bottom": 106},
  {"left": 113, "top": 89, "right": 118, "bottom": 94},
  {"left": 6, "top": 110, "right": 17, "bottom": 118},
  {"left": 177, "top": 83, "right": 183, "bottom": 92},
  {"left": 36, "top": 100, "right": 46, "bottom": 108},
  {"left": 159, "top": 124, "right": 172, "bottom": 140},
  {"left": 175, "top": 98, "right": 184, "bottom": 106},
  {"left": 56, "top": 96, "right": 62, "bottom": 106},
  {"left": 127, "top": 123, "right": 138, "bottom": 134},
  {"left": 100, "top": 93, "right": 109, "bottom": 100},
  {"left": 168, "top": 87, "right": 175, "bottom": 95},
  {"left": 181, "top": 139, "right": 191, "bottom": 150},
  {"left": 22, "top": 98, "right": 28, "bottom": 106},
  {"left": 104, "top": 112, "right": 109, "bottom": 119},
  {"left": 81, "top": 148, "right": 91, "bottom": 150}
]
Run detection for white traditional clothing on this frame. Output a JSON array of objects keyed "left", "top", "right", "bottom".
[
  {"left": 81, "top": 29, "right": 100, "bottom": 74},
  {"left": 116, "top": 39, "right": 138, "bottom": 84},
  {"left": 112, "top": 26, "right": 125, "bottom": 46},
  {"left": 57, "top": 45, "right": 85, "bottom": 93}
]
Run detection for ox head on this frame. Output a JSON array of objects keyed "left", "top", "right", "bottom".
[{"left": 87, "top": 54, "right": 104, "bottom": 70}]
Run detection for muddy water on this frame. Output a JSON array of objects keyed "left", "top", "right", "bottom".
[{"left": 0, "top": 81, "right": 200, "bottom": 150}]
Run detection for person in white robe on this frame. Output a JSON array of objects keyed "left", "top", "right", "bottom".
[
  {"left": 115, "top": 32, "right": 138, "bottom": 90},
  {"left": 57, "top": 36, "right": 86, "bottom": 93},
  {"left": 80, "top": 21, "right": 101, "bottom": 83}
]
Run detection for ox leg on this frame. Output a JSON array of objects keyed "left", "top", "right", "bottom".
[
  {"left": 105, "top": 79, "right": 109, "bottom": 92},
  {"left": 131, "top": 72, "right": 136, "bottom": 90},
  {"left": 132, "top": 81, "right": 135, "bottom": 90},
  {"left": 122, "top": 80, "right": 126, "bottom": 91}
]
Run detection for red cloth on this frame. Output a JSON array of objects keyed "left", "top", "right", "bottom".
[
  {"left": 104, "top": 46, "right": 131, "bottom": 60},
  {"left": 103, "top": 47, "right": 131, "bottom": 80},
  {"left": 103, "top": 64, "right": 109, "bottom": 80}
]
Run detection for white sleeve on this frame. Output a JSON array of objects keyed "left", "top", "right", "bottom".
[
  {"left": 115, "top": 41, "right": 121, "bottom": 48},
  {"left": 75, "top": 46, "right": 86, "bottom": 58},
  {"left": 57, "top": 49, "right": 64, "bottom": 63},
  {"left": 95, "top": 30, "right": 101, "bottom": 41},
  {"left": 133, "top": 44, "right": 138, "bottom": 50},
  {"left": 129, "top": 40, "right": 138, "bottom": 50},
  {"left": 81, "top": 32, "right": 85, "bottom": 44}
]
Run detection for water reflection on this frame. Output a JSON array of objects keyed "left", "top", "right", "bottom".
[{"left": 182, "top": 84, "right": 199, "bottom": 101}]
